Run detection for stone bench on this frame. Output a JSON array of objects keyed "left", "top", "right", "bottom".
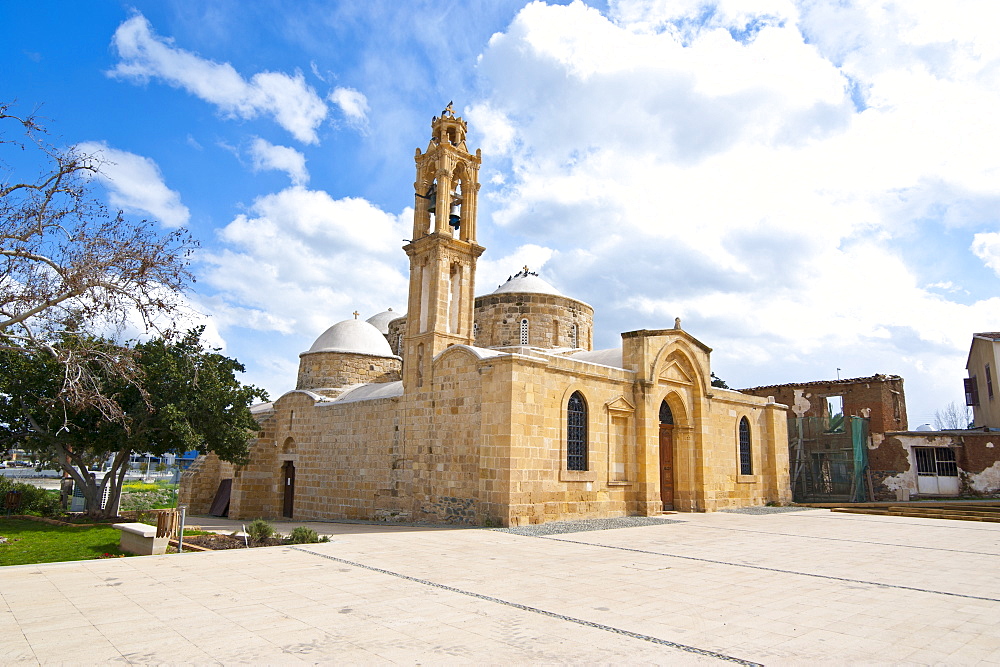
[{"left": 113, "top": 522, "right": 168, "bottom": 556}]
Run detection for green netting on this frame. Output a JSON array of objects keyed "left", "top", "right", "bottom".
[
  {"left": 789, "top": 415, "right": 870, "bottom": 502},
  {"left": 850, "top": 416, "right": 869, "bottom": 503}
]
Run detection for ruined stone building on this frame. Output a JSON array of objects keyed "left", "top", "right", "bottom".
[
  {"left": 743, "top": 374, "right": 1000, "bottom": 501},
  {"left": 180, "top": 106, "right": 791, "bottom": 526}
]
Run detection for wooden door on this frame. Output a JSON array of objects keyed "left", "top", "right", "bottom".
[
  {"left": 282, "top": 461, "right": 295, "bottom": 518},
  {"left": 659, "top": 424, "right": 674, "bottom": 510}
]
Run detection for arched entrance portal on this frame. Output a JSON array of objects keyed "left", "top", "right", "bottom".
[{"left": 659, "top": 400, "right": 674, "bottom": 511}]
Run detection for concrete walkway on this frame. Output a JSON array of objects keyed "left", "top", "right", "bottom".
[{"left": 3, "top": 508, "right": 1000, "bottom": 664}]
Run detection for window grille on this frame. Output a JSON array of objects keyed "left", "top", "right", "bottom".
[
  {"left": 966, "top": 377, "right": 980, "bottom": 407},
  {"left": 520, "top": 318, "right": 529, "bottom": 345},
  {"left": 738, "top": 417, "right": 752, "bottom": 475},
  {"left": 659, "top": 400, "right": 674, "bottom": 425},
  {"left": 570, "top": 323, "right": 578, "bottom": 348},
  {"left": 567, "top": 392, "right": 588, "bottom": 471},
  {"left": 915, "top": 447, "right": 958, "bottom": 477}
]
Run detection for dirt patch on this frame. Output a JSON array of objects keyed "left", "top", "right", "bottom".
[{"left": 182, "top": 533, "right": 289, "bottom": 550}]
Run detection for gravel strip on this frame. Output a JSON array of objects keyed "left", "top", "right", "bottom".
[
  {"left": 719, "top": 506, "right": 819, "bottom": 515},
  {"left": 493, "top": 515, "right": 684, "bottom": 536}
]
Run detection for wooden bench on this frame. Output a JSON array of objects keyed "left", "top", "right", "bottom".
[{"left": 113, "top": 522, "right": 169, "bottom": 555}]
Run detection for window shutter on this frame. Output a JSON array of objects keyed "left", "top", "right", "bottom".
[{"left": 965, "top": 377, "right": 980, "bottom": 407}]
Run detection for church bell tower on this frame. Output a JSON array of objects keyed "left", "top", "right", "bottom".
[{"left": 402, "top": 103, "right": 484, "bottom": 392}]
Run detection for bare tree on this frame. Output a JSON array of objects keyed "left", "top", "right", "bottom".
[
  {"left": 933, "top": 401, "right": 972, "bottom": 430},
  {"left": 0, "top": 102, "right": 197, "bottom": 421}
]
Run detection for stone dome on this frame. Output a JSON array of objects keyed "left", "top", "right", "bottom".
[
  {"left": 307, "top": 318, "right": 394, "bottom": 357},
  {"left": 492, "top": 268, "right": 563, "bottom": 296},
  {"left": 366, "top": 308, "right": 401, "bottom": 335}
]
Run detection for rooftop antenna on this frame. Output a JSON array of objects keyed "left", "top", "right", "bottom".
[{"left": 836, "top": 368, "right": 841, "bottom": 380}]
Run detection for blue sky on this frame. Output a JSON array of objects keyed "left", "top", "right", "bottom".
[{"left": 4, "top": 0, "right": 1000, "bottom": 426}]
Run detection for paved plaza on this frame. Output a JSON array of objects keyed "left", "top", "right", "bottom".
[{"left": 3, "top": 508, "right": 1000, "bottom": 664}]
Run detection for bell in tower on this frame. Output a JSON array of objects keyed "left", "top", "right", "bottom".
[{"left": 402, "top": 103, "right": 485, "bottom": 393}]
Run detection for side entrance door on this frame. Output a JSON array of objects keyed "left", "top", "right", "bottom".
[
  {"left": 914, "top": 447, "right": 960, "bottom": 495},
  {"left": 282, "top": 460, "right": 295, "bottom": 518},
  {"left": 659, "top": 424, "right": 674, "bottom": 511}
]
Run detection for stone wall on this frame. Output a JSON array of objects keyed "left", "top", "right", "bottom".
[
  {"left": 296, "top": 351, "right": 401, "bottom": 391},
  {"left": 473, "top": 292, "right": 593, "bottom": 350},
  {"left": 178, "top": 453, "right": 234, "bottom": 515},
  {"left": 741, "top": 375, "right": 907, "bottom": 432},
  {"left": 696, "top": 390, "right": 791, "bottom": 510},
  {"left": 406, "top": 347, "right": 486, "bottom": 523},
  {"left": 488, "top": 352, "right": 639, "bottom": 526},
  {"left": 872, "top": 430, "right": 1000, "bottom": 499},
  {"left": 228, "top": 390, "right": 403, "bottom": 521},
  {"left": 384, "top": 292, "right": 595, "bottom": 355}
]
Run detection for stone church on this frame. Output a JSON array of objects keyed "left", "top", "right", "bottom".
[{"left": 180, "top": 106, "right": 791, "bottom": 526}]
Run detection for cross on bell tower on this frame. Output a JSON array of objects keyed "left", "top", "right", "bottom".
[{"left": 402, "top": 103, "right": 484, "bottom": 393}]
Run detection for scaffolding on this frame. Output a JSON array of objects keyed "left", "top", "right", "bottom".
[{"left": 789, "top": 415, "right": 869, "bottom": 503}]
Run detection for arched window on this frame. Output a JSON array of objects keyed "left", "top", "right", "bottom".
[
  {"left": 570, "top": 323, "right": 578, "bottom": 348},
  {"left": 567, "top": 392, "right": 588, "bottom": 471},
  {"left": 738, "top": 417, "right": 752, "bottom": 475},
  {"left": 520, "top": 318, "right": 529, "bottom": 345},
  {"left": 473, "top": 322, "right": 479, "bottom": 340},
  {"left": 659, "top": 400, "right": 674, "bottom": 425}
]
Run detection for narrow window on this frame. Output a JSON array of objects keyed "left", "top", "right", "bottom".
[
  {"left": 418, "top": 265, "right": 429, "bottom": 332},
  {"left": 449, "top": 264, "right": 461, "bottom": 334},
  {"left": 520, "top": 318, "right": 529, "bottom": 345},
  {"left": 567, "top": 392, "right": 588, "bottom": 471},
  {"left": 988, "top": 364, "right": 994, "bottom": 399},
  {"left": 473, "top": 322, "right": 478, "bottom": 341},
  {"left": 738, "top": 417, "right": 752, "bottom": 475},
  {"left": 416, "top": 343, "right": 424, "bottom": 388},
  {"left": 571, "top": 323, "right": 578, "bottom": 348}
]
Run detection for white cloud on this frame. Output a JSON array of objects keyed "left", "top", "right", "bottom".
[
  {"left": 109, "top": 14, "right": 327, "bottom": 144},
  {"left": 477, "top": 244, "right": 556, "bottom": 292},
  {"left": 75, "top": 141, "right": 189, "bottom": 228},
  {"left": 469, "top": 0, "right": 1000, "bottom": 421},
  {"left": 248, "top": 137, "right": 309, "bottom": 186},
  {"left": 466, "top": 102, "right": 517, "bottom": 156},
  {"left": 972, "top": 232, "right": 1000, "bottom": 276},
  {"left": 328, "top": 87, "right": 369, "bottom": 128},
  {"left": 200, "top": 186, "right": 409, "bottom": 338}
]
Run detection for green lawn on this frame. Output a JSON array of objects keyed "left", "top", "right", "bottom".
[{"left": 0, "top": 518, "right": 130, "bottom": 566}]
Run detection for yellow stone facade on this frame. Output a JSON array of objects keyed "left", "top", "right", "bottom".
[{"left": 180, "top": 105, "right": 791, "bottom": 525}]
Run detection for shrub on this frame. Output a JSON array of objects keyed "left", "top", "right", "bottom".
[
  {"left": 289, "top": 526, "right": 320, "bottom": 544},
  {"left": 0, "top": 478, "right": 62, "bottom": 517},
  {"left": 246, "top": 518, "right": 274, "bottom": 543}
]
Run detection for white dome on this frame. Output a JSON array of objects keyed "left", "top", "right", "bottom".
[
  {"left": 493, "top": 270, "right": 563, "bottom": 296},
  {"left": 915, "top": 423, "right": 937, "bottom": 432},
  {"left": 307, "top": 319, "right": 394, "bottom": 356},
  {"left": 366, "top": 308, "right": 401, "bottom": 334}
]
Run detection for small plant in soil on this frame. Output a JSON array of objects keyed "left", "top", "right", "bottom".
[
  {"left": 289, "top": 526, "right": 330, "bottom": 544},
  {"left": 246, "top": 518, "right": 275, "bottom": 543}
]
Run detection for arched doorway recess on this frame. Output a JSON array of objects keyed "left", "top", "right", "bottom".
[{"left": 659, "top": 400, "right": 675, "bottom": 511}]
